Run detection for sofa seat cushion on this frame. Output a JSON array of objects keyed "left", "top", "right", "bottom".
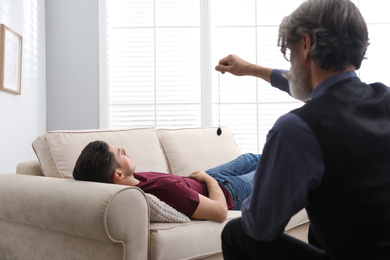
[
  {"left": 148, "top": 208, "right": 309, "bottom": 260},
  {"left": 32, "top": 128, "right": 168, "bottom": 178},
  {"left": 149, "top": 211, "right": 241, "bottom": 260}
]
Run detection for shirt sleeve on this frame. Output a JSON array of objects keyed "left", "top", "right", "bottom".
[
  {"left": 240, "top": 112, "right": 324, "bottom": 241},
  {"left": 270, "top": 69, "right": 290, "bottom": 94}
]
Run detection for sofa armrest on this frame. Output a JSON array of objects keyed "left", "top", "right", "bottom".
[
  {"left": 0, "top": 174, "right": 150, "bottom": 260},
  {"left": 16, "top": 160, "right": 43, "bottom": 176}
]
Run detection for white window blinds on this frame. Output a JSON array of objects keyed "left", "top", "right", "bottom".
[{"left": 106, "top": 0, "right": 202, "bottom": 129}]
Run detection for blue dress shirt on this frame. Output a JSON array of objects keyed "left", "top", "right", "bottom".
[{"left": 240, "top": 70, "right": 358, "bottom": 241}]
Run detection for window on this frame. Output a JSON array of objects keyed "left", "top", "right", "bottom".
[
  {"left": 102, "top": 0, "right": 202, "bottom": 129},
  {"left": 210, "top": 0, "right": 304, "bottom": 152},
  {"left": 100, "top": 0, "right": 390, "bottom": 154}
]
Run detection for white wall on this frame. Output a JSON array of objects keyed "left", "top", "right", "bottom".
[
  {"left": 0, "top": 0, "right": 46, "bottom": 174},
  {"left": 46, "top": 0, "right": 99, "bottom": 131}
]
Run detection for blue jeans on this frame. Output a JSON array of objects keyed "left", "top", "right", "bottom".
[{"left": 205, "top": 153, "right": 261, "bottom": 209}]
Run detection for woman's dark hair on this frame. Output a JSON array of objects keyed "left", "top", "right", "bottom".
[
  {"left": 73, "top": 140, "right": 119, "bottom": 183},
  {"left": 278, "top": 0, "right": 369, "bottom": 71}
]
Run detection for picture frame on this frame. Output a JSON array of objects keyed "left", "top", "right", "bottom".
[{"left": 0, "top": 24, "right": 23, "bottom": 95}]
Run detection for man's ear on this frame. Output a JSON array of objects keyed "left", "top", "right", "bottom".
[
  {"left": 112, "top": 169, "right": 123, "bottom": 183},
  {"left": 301, "top": 33, "right": 311, "bottom": 60}
]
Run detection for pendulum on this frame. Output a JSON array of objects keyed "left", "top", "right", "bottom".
[{"left": 217, "top": 73, "right": 222, "bottom": 136}]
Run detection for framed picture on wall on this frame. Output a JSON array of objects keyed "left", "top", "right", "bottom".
[{"left": 0, "top": 24, "right": 23, "bottom": 95}]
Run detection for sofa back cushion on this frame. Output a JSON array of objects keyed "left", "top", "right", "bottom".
[
  {"left": 33, "top": 128, "right": 168, "bottom": 179},
  {"left": 157, "top": 127, "right": 241, "bottom": 176}
]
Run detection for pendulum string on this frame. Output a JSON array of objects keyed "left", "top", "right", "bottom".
[{"left": 217, "top": 73, "right": 222, "bottom": 136}]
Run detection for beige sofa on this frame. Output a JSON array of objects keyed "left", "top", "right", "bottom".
[{"left": 0, "top": 127, "right": 309, "bottom": 260}]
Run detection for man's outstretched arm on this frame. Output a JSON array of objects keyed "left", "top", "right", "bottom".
[
  {"left": 215, "top": 54, "right": 291, "bottom": 95},
  {"left": 215, "top": 54, "right": 273, "bottom": 83},
  {"left": 188, "top": 171, "right": 228, "bottom": 222}
]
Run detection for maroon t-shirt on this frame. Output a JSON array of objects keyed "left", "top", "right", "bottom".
[{"left": 134, "top": 172, "right": 235, "bottom": 217}]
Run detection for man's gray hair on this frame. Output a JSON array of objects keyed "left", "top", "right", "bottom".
[{"left": 278, "top": 0, "right": 369, "bottom": 71}]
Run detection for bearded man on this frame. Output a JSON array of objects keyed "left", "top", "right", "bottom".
[{"left": 216, "top": 0, "right": 390, "bottom": 259}]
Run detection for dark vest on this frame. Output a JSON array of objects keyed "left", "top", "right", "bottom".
[{"left": 292, "top": 77, "right": 390, "bottom": 259}]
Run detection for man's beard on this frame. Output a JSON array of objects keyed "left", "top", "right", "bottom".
[{"left": 283, "top": 65, "right": 312, "bottom": 102}]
